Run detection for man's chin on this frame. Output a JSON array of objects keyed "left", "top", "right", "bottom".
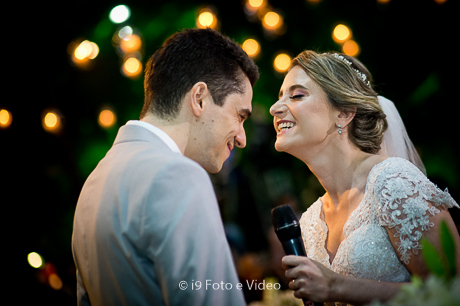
[{"left": 202, "top": 161, "right": 223, "bottom": 174}]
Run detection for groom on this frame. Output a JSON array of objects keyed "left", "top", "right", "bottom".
[{"left": 72, "top": 28, "right": 259, "bottom": 305}]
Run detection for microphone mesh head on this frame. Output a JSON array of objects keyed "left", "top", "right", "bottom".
[{"left": 271, "top": 204, "right": 298, "bottom": 229}]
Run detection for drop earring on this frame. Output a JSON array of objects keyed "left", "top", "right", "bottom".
[{"left": 338, "top": 124, "right": 342, "bottom": 134}]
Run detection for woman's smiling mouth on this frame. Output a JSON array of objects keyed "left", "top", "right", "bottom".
[{"left": 276, "top": 120, "right": 296, "bottom": 134}]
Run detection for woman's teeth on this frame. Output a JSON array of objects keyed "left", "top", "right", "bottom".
[{"left": 278, "top": 122, "right": 295, "bottom": 132}]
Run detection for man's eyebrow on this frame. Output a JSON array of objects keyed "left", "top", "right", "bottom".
[{"left": 240, "top": 108, "right": 251, "bottom": 119}]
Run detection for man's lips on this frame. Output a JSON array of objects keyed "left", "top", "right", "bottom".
[{"left": 227, "top": 143, "right": 233, "bottom": 155}]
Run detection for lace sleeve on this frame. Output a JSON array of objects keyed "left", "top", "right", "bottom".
[{"left": 375, "top": 158, "right": 459, "bottom": 265}]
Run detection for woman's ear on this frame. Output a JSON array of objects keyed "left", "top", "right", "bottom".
[
  {"left": 189, "top": 82, "right": 209, "bottom": 117},
  {"left": 338, "top": 107, "right": 356, "bottom": 128}
]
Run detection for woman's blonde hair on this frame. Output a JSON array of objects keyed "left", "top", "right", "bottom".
[{"left": 291, "top": 50, "right": 388, "bottom": 154}]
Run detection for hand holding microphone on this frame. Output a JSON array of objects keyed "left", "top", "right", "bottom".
[{"left": 271, "top": 204, "right": 323, "bottom": 306}]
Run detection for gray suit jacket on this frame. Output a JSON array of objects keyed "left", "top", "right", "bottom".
[{"left": 72, "top": 124, "right": 246, "bottom": 305}]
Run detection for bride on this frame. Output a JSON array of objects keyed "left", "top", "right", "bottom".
[{"left": 269, "top": 50, "right": 460, "bottom": 305}]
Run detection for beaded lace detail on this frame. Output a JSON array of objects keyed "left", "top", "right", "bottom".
[{"left": 299, "top": 157, "right": 458, "bottom": 306}]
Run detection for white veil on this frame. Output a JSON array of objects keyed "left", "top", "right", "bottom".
[{"left": 378, "top": 96, "right": 426, "bottom": 175}]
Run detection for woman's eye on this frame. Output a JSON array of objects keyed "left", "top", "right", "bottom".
[{"left": 289, "top": 94, "right": 304, "bottom": 100}]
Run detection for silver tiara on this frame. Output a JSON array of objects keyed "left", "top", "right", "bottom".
[{"left": 332, "top": 53, "right": 370, "bottom": 86}]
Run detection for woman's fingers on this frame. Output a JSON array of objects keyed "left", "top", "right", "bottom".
[
  {"left": 281, "top": 256, "right": 335, "bottom": 302},
  {"left": 281, "top": 255, "right": 305, "bottom": 269},
  {"left": 282, "top": 255, "right": 312, "bottom": 279}
]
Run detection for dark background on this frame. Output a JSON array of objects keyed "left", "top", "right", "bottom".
[{"left": 3, "top": 0, "right": 458, "bottom": 304}]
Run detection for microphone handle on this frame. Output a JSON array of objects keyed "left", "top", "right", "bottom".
[
  {"left": 282, "top": 238, "right": 323, "bottom": 306},
  {"left": 281, "top": 237, "right": 307, "bottom": 256}
]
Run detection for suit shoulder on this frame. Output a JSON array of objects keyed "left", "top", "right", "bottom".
[
  {"left": 118, "top": 141, "right": 206, "bottom": 176},
  {"left": 159, "top": 154, "right": 209, "bottom": 180}
]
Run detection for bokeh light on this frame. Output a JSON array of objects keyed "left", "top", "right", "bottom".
[
  {"left": 42, "top": 110, "right": 62, "bottom": 133},
  {"left": 333, "top": 24, "right": 351, "bottom": 43},
  {"left": 274, "top": 53, "right": 291, "bottom": 73},
  {"left": 118, "top": 26, "right": 133, "bottom": 40},
  {"left": 342, "top": 40, "right": 360, "bottom": 57},
  {"left": 87, "top": 42, "right": 99, "bottom": 59},
  {"left": 244, "top": 0, "right": 265, "bottom": 17},
  {"left": 109, "top": 5, "right": 131, "bottom": 24},
  {"left": 120, "top": 34, "right": 142, "bottom": 53},
  {"left": 122, "top": 57, "right": 142, "bottom": 78},
  {"left": 248, "top": 0, "right": 264, "bottom": 9},
  {"left": 74, "top": 40, "right": 99, "bottom": 60},
  {"left": 98, "top": 109, "right": 117, "bottom": 128},
  {"left": 199, "top": 12, "right": 214, "bottom": 27},
  {"left": 70, "top": 40, "right": 99, "bottom": 69},
  {"left": 0, "top": 109, "right": 12, "bottom": 129},
  {"left": 242, "top": 38, "right": 260, "bottom": 58},
  {"left": 49, "top": 273, "right": 63, "bottom": 290},
  {"left": 263, "top": 11, "right": 282, "bottom": 29},
  {"left": 196, "top": 9, "right": 218, "bottom": 29},
  {"left": 28, "top": 252, "right": 43, "bottom": 268}
]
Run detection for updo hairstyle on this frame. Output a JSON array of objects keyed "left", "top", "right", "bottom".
[{"left": 291, "top": 51, "right": 388, "bottom": 154}]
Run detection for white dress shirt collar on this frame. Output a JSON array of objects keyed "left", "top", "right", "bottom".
[{"left": 125, "top": 120, "right": 182, "bottom": 155}]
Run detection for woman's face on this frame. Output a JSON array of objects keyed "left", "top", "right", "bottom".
[{"left": 270, "top": 66, "right": 338, "bottom": 155}]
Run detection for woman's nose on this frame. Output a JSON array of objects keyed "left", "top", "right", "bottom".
[{"left": 270, "top": 99, "right": 285, "bottom": 117}]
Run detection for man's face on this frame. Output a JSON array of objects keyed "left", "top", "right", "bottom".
[{"left": 194, "top": 77, "right": 253, "bottom": 173}]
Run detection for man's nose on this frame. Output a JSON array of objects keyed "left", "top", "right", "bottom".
[{"left": 235, "top": 126, "right": 247, "bottom": 148}]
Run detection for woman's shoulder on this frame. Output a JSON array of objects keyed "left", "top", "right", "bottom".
[
  {"left": 368, "top": 157, "right": 459, "bottom": 209},
  {"left": 366, "top": 156, "right": 428, "bottom": 199},
  {"left": 367, "top": 156, "right": 426, "bottom": 184}
]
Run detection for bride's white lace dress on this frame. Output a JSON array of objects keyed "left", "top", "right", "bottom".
[{"left": 299, "top": 157, "right": 458, "bottom": 306}]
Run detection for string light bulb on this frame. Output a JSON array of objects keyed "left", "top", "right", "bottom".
[
  {"left": 42, "top": 110, "right": 62, "bottom": 133},
  {"left": 333, "top": 24, "right": 351, "bottom": 43},
  {"left": 0, "top": 109, "right": 12, "bottom": 129},
  {"left": 98, "top": 108, "right": 117, "bottom": 128},
  {"left": 196, "top": 8, "right": 219, "bottom": 30},
  {"left": 70, "top": 40, "right": 99, "bottom": 70},
  {"left": 342, "top": 40, "right": 360, "bottom": 57},
  {"left": 263, "top": 11, "right": 283, "bottom": 30},
  {"left": 49, "top": 273, "right": 63, "bottom": 290},
  {"left": 242, "top": 38, "right": 260, "bottom": 58},
  {"left": 274, "top": 53, "right": 291, "bottom": 73},
  {"left": 109, "top": 5, "right": 131, "bottom": 24},
  {"left": 122, "top": 57, "right": 142, "bottom": 78},
  {"left": 120, "top": 34, "right": 142, "bottom": 53},
  {"left": 74, "top": 40, "right": 99, "bottom": 60},
  {"left": 28, "top": 252, "right": 44, "bottom": 269}
]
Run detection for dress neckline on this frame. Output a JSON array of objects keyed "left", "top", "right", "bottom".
[{"left": 317, "top": 157, "right": 392, "bottom": 266}]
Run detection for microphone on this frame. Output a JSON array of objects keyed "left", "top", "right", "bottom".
[
  {"left": 271, "top": 204, "right": 306, "bottom": 256},
  {"left": 271, "top": 204, "right": 321, "bottom": 306}
]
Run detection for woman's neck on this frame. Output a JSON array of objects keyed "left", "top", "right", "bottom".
[{"left": 295, "top": 142, "right": 377, "bottom": 209}]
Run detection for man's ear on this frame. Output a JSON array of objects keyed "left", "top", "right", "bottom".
[{"left": 189, "top": 82, "right": 210, "bottom": 117}]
